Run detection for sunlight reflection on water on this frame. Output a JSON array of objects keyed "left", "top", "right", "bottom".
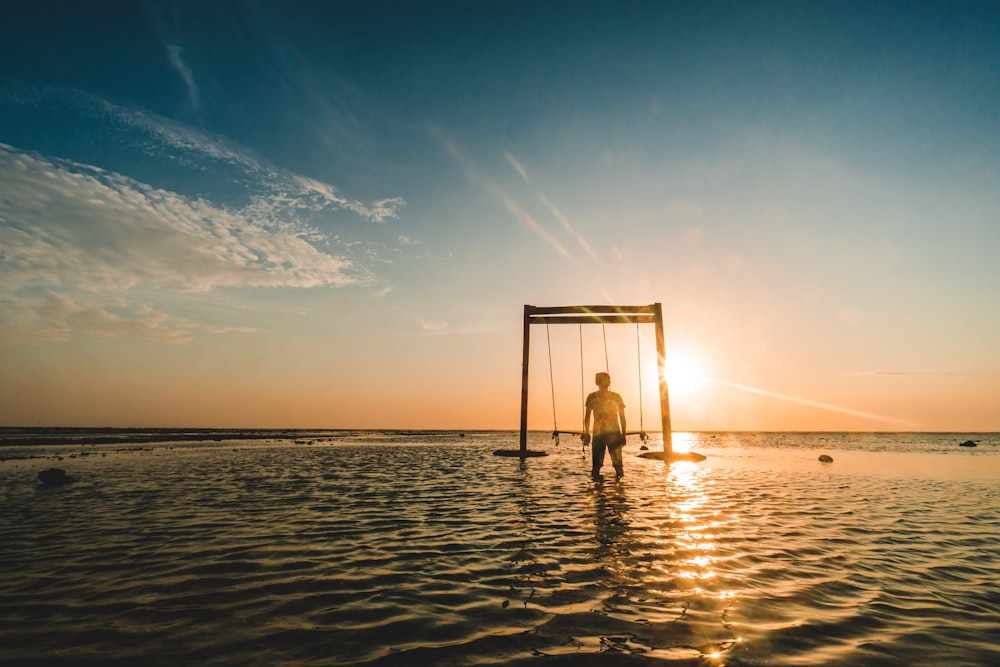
[
  {"left": 670, "top": 431, "right": 696, "bottom": 453},
  {"left": 0, "top": 431, "right": 998, "bottom": 666}
]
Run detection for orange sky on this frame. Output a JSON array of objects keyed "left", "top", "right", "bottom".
[{"left": 3, "top": 302, "right": 997, "bottom": 432}]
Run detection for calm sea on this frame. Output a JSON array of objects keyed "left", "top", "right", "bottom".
[{"left": 1, "top": 431, "right": 998, "bottom": 666}]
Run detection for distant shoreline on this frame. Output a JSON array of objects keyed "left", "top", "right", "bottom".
[
  {"left": 0, "top": 427, "right": 475, "bottom": 447},
  {"left": 0, "top": 427, "right": 995, "bottom": 447}
]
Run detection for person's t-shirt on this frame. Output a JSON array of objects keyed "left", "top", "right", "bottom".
[{"left": 586, "top": 390, "right": 625, "bottom": 435}]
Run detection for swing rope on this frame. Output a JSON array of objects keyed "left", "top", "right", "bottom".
[
  {"left": 579, "top": 324, "right": 585, "bottom": 419},
  {"left": 636, "top": 323, "right": 648, "bottom": 444},
  {"left": 546, "top": 324, "right": 559, "bottom": 445},
  {"left": 579, "top": 324, "right": 588, "bottom": 457},
  {"left": 601, "top": 323, "right": 610, "bottom": 372}
]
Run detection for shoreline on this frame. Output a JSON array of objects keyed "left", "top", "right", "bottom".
[
  {"left": 0, "top": 427, "right": 996, "bottom": 448},
  {"left": 0, "top": 427, "right": 484, "bottom": 447}
]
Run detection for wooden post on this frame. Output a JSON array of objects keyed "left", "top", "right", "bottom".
[
  {"left": 653, "top": 302, "right": 674, "bottom": 454},
  {"left": 518, "top": 305, "right": 532, "bottom": 453}
]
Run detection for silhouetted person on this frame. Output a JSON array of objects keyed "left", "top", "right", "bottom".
[{"left": 582, "top": 371, "right": 626, "bottom": 478}]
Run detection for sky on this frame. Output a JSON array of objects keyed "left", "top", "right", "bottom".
[{"left": 1, "top": 1, "right": 998, "bottom": 432}]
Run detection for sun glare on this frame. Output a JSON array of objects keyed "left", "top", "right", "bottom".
[
  {"left": 637, "top": 346, "right": 710, "bottom": 430},
  {"left": 662, "top": 348, "right": 708, "bottom": 398}
]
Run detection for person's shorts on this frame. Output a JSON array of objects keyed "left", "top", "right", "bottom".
[{"left": 594, "top": 432, "right": 625, "bottom": 450}]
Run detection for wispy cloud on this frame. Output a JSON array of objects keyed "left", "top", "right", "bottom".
[
  {"left": 404, "top": 319, "right": 497, "bottom": 337},
  {"left": 418, "top": 319, "right": 450, "bottom": 333},
  {"left": 0, "top": 83, "right": 406, "bottom": 224},
  {"left": 0, "top": 83, "right": 409, "bottom": 345},
  {"left": 0, "top": 143, "right": 371, "bottom": 344},
  {"left": 0, "top": 144, "right": 363, "bottom": 292},
  {"left": 0, "top": 293, "right": 254, "bottom": 345},
  {"left": 166, "top": 43, "right": 200, "bottom": 110}
]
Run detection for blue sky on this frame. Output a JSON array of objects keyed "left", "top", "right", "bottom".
[{"left": 1, "top": 1, "right": 999, "bottom": 430}]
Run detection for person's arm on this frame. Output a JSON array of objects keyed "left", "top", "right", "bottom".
[{"left": 582, "top": 402, "right": 592, "bottom": 444}]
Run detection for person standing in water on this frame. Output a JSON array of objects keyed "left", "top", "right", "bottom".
[{"left": 582, "top": 371, "right": 626, "bottom": 478}]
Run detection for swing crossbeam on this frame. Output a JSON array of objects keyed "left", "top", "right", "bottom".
[
  {"left": 527, "top": 314, "right": 657, "bottom": 325},
  {"left": 506, "top": 303, "right": 675, "bottom": 459}
]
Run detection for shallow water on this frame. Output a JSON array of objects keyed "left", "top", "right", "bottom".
[{"left": 2, "top": 432, "right": 998, "bottom": 665}]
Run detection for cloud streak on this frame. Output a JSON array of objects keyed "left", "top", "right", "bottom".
[
  {"left": 504, "top": 150, "right": 600, "bottom": 265},
  {"left": 706, "top": 377, "right": 919, "bottom": 427},
  {"left": 434, "top": 129, "right": 569, "bottom": 258},
  {"left": 844, "top": 369, "right": 1000, "bottom": 377},
  {"left": 166, "top": 43, "right": 200, "bottom": 110}
]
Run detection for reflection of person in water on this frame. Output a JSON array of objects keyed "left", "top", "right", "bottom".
[
  {"left": 593, "top": 479, "right": 630, "bottom": 557},
  {"left": 582, "top": 372, "right": 626, "bottom": 478}
]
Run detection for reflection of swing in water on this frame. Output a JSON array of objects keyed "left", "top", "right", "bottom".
[{"left": 493, "top": 304, "right": 705, "bottom": 464}]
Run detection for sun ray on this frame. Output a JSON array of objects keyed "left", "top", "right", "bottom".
[{"left": 705, "top": 377, "right": 918, "bottom": 427}]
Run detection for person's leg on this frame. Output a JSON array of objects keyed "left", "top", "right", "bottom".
[
  {"left": 609, "top": 432, "right": 625, "bottom": 476},
  {"left": 591, "top": 437, "right": 606, "bottom": 477},
  {"left": 609, "top": 440, "right": 624, "bottom": 477}
]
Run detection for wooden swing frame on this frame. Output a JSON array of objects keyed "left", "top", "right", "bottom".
[{"left": 506, "top": 303, "right": 675, "bottom": 458}]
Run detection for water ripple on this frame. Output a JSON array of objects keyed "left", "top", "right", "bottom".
[{"left": 1, "top": 435, "right": 998, "bottom": 665}]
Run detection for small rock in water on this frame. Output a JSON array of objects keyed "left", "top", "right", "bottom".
[
  {"left": 38, "top": 467, "right": 74, "bottom": 485},
  {"left": 959, "top": 440, "right": 977, "bottom": 447},
  {"left": 818, "top": 454, "right": 833, "bottom": 463}
]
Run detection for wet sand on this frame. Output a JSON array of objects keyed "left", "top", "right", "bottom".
[{"left": 1, "top": 432, "right": 998, "bottom": 665}]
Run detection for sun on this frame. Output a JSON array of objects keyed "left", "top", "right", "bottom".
[
  {"left": 636, "top": 343, "right": 711, "bottom": 423},
  {"left": 659, "top": 348, "right": 709, "bottom": 399}
]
